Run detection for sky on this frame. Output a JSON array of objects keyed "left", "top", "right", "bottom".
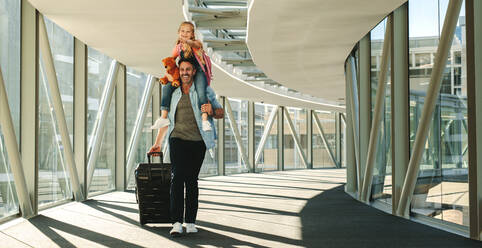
[{"left": 370, "top": 0, "right": 466, "bottom": 40}]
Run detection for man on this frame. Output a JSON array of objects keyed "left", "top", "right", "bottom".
[{"left": 149, "top": 57, "right": 224, "bottom": 236}]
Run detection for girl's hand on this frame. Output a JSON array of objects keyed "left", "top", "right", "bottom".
[{"left": 166, "top": 73, "right": 174, "bottom": 82}]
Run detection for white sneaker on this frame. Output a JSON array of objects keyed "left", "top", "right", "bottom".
[
  {"left": 151, "top": 117, "right": 170, "bottom": 129},
  {"left": 202, "top": 120, "right": 212, "bottom": 131},
  {"left": 185, "top": 223, "right": 198, "bottom": 233},
  {"left": 170, "top": 222, "right": 183, "bottom": 236}
]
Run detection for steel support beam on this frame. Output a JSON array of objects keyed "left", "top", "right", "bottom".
[
  {"left": 392, "top": 3, "right": 409, "bottom": 214},
  {"left": 396, "top": 0, "right": 463, "bottom": 216},
  {"left": 20, "top": 0, "right": 38, "bottom": 216},
  {"left": 360, "top": 16, "right": 392, "bottom": 203},
  {"left": 217, "top": 96, "right": 226, "bottom": 176},
  {"left": 39, "top": 14, "right": 84, "bottom": 201},
  {"left": 115, "top": 65, "right": 126, "bottom": 191},
  {"left": 346, "top": 56, "right": 362, "bottom": 195},
  {"left": 283, "top": 108, "right": 308, "bottom": 168},
  {"left": 345, "top": 72, "right": 357, "bottom": 193},
  {"left": 189, "top": 6, "right": 247, "bottom": 17},
  {"left": 313, "top": 112, "right": 339, "bottom": 168},
  {"left": 73, "top": 38, "right": 88, "bottom": 197},
  {"left": 467, "top": 0, "right": 482, "bottom": 240},
  {"left": 335, "top": 112, "right": 342, "bottom": 166},
  {"left": 86, "top": 60, "right": 119, "bottom": 194},
  {"left": 307, "top": 110, "right": 313, "bottom": 169},
  {"left": 0, "top": 61, "right": 35, "bottom": 218},
  {"left": 278, "top": 106, "right": 284, "bottom": 171},
  {"left": 359, "top": 34, "right": 371, "bottom": 183},
  {"left": 125, "top": 76, "right": 155, "bottom": 185},
  {"left": 254, "top": 106, "right": 278, "bottom": 167},
  {"left": 225, "top": 98, "right": 250, "bottom": 170},
  {"left": 248, "top": 101, "right": 255, "bottom": 172}
]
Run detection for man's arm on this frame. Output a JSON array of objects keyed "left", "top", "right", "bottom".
[{"left": 202, "top": 87, "right": 224, "bottom": 119}]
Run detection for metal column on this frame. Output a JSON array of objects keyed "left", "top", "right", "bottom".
[
  {"left": 115, "top": 65, "right": 126, "bottom": 191},
  {"left": 392, "top": 3, "right": 409, "bottom": 214},
  {"left": 396, "top": 0, "right": 463, "bottom": 216},
  {"left": 20, "top": 0, "right": 38, "bottom": 216},
  {"left": 248, "top": 101, "right": 255, "bottom": 172},
  {"left": 217, "top": 96, "right": 226, "bottom": 176},
  {"left": 73, "top": 38, "right": 88, "bottom": 197},
  {"left": 466, "top": 0, "right": 482, "bottom": 240},
  {"left": 345, "top": 70, "right": 357, "bottom": 194},
  {"left": 307, "top": 110, "right": 313, "bottom": 169},
  {"left": 359, "top": 34, "right": 371, "bottom": 184},
  {"left": 278, "top": 106, "right": 285, "bottom": 171}
]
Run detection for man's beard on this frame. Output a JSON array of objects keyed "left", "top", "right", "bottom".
[{"left": 181, "top": 74, "right": 192, "bottom": 84}]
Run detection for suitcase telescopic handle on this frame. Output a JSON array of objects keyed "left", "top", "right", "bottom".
[{"left": 147, "top": 151, "right": 163, "bottom": 164}]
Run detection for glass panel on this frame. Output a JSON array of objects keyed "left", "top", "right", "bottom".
[
  {"left": 284, "top": 107, "right": 307, "bottom": 169},
  {"left": 313, "top": 111, "right": 336, "bottom": 168},
  {"left": 225, "top": 98, "right": 249, "bottom": 175},
  {"left": 38, "top": 18, "right": 74, "bottom": 206},
  {"left": 87, "top": 48, "right": 115, "bottom": 193},
  {"left": 409, "top": 0, "right": 468, "bottom": 227},
  {"left": 125, "top": 68, "right": 152, "bottom": 189},
  {"left": 254, "top": 103, "right": 277, "bottom": 172},
  {"left": 0, "top": 0, "right": 20, "bottom": 218},
  {"left": 370, "top": 18, "right": 392, "bottom": 204}
]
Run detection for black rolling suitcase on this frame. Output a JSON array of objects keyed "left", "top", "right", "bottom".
[{"left": 135, "top": 151, "right": 171, "bottom": 225}]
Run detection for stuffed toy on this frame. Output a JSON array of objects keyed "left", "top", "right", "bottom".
[{"left": 159, "top": 56, "right": 180, "bottom": 87}]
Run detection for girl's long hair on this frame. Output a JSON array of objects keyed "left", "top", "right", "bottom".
[{"left": 177, "top": 21, "right": 195, "bottom": 58}]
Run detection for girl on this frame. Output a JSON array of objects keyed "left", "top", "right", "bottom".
[{"left": 152, "top": 21, "right": 213, "bottom": 131}]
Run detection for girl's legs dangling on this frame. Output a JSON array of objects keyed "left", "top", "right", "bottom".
[
  {"left": 194, "top": 67, "right": 211, "bottom": 131},
  {"left": 152, "top": 84, "right": 175, "bottom": 129}
]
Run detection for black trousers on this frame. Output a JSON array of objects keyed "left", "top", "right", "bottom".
[{"left": 169, "top": 137, "right": 206, "bottom": 224}]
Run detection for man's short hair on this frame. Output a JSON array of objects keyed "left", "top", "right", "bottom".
[{"left": 178, "top": 57, "right": 196, "bottom": 68}]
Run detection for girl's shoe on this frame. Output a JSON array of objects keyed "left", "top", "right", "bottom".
[
  {"left": 151, "top": 117, "right": 170, "bottom": 129},
  {"left": 202, "top": 120, "right": 212, "bottom": 131}
]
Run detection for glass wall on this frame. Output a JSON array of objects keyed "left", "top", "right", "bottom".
[
  {"left": 37, "top": 17, "right": 74, "bottom": 206},
  {"left": 0, "top": 0, "right": 20, "bottom": 218},
  {"left": 370, "top": 18, "right": 392, "bottom": 204},
  {"left": 225, "top": 98, "right": 249, "bottom": 175},
  {"left": 125, "top": 68, "right": 153, "bottom": 189},
  {"left": 254, "top": 103, "right": 278, "bottom": 172},
  {"left": 409, "top": 0, "right": 468, "bottom": 227},
  {"left": 87, "top": 48, "right": 115, "bottom": 194},
  {"left": 313, "top": 111, "right": 336, "bottom": 168},
  {"left": 284, "top": 107, "right": 307, "bottom": 169}
]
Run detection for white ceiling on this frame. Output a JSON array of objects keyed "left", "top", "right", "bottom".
[
  {"left": 247, "top": 0, "right": 406, "bottom": 103},
  {"left": 28, "top": 0, "right": 405, "bottom": 112}
]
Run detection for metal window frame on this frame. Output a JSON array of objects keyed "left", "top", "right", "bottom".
[
  {"left": 225, "top": 98, "right": 250, "bottom": 171},
  {"left": 38, "top": 14, "right": 84, "bottom": 201},
  {"left": 283, "top": 107, "right": 308, "bottom": 168},
  {"left": 313, "top": 111, "right": 339, "bottom": 168},
  {"left": 254, "top": 105, "right": 279, "bottom": 169},
  {"left": 86, "top": 60, "right": 119, "bottom": 194},
  {"left": 125, "top": 75, "right": 155, "bottom": 186},
  {"left": 115, "top": 65, "right": 126, "bottom": 191},
  {"left": 360, "top": 15, "right": 393, "bottom": 203}
]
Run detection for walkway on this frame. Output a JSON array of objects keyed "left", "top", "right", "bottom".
[{"left": 0, "top": 169, "right": 480, "bottom": 247}]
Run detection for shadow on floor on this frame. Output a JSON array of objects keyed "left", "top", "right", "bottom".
[{"left": 300, "top": 185, "right": 482, "bottom": 248}]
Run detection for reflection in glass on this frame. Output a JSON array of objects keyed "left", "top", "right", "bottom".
[
  {"left": 0, "top": 0, "right": 20, "bottom": 218},
  {"left": 409, "top": 0, "right": 468, "bottom": 227},
  {"left": 38, "top": 17, "right": 74, "bottom": 206},
  {"left": 87, "top": 48, "right": 115, "bottom": 193}
]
